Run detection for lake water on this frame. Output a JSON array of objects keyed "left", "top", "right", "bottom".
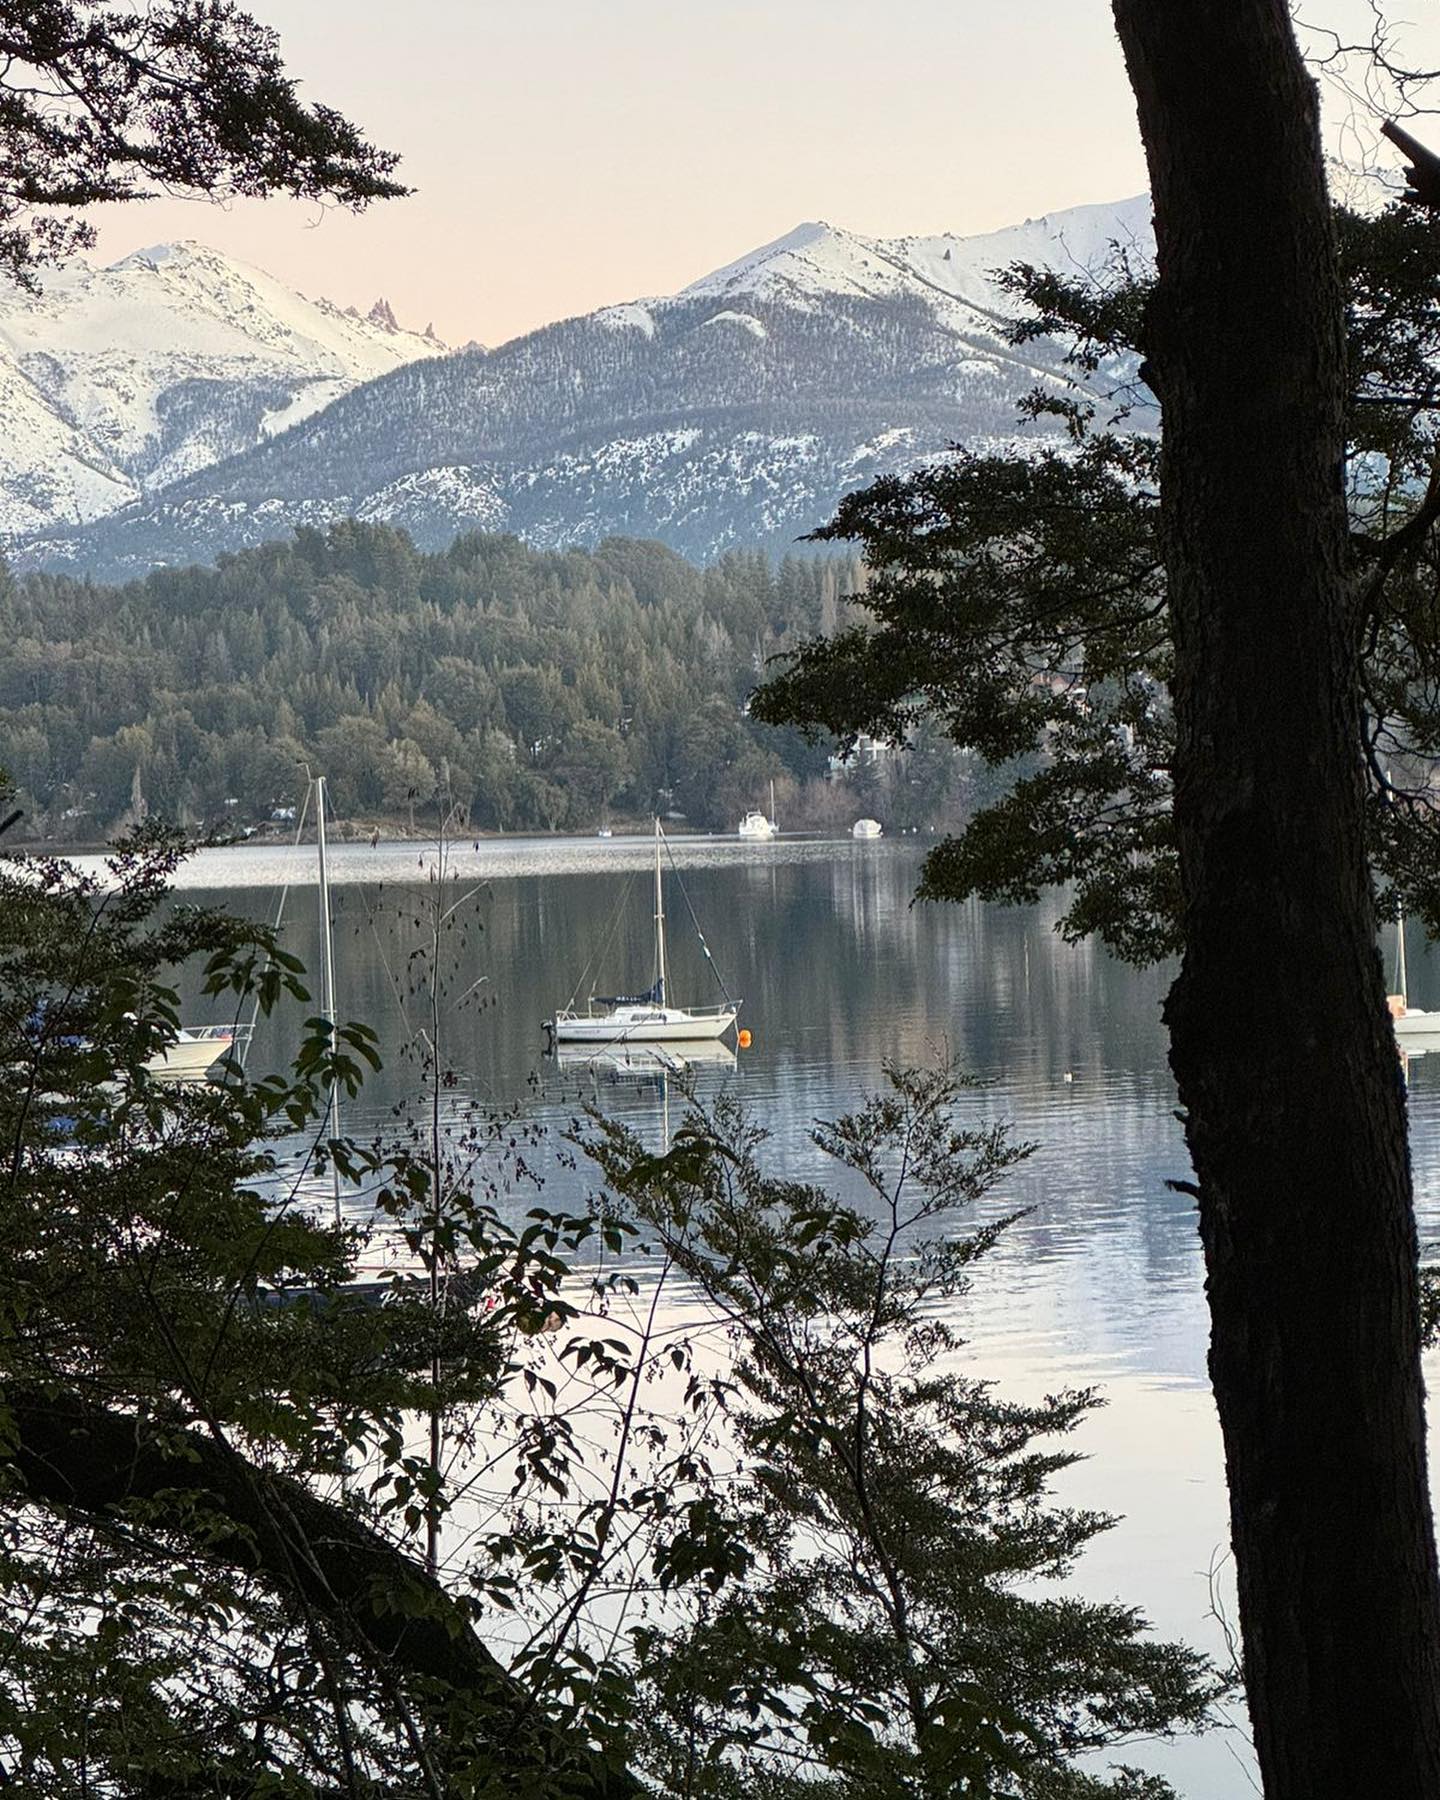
[{"left": 108, "top": 831, "right": 1440, "bottom": 1798}]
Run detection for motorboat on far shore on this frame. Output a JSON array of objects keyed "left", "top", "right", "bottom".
[
  {"left": 144, "top": 1024, "right": 244, "bottom": 1079},
  {"left": 738, "top": 778, "right": 779, "bottom": 840}
]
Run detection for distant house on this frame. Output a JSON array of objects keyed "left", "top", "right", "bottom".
[
  {"left": 270, "top": 806, "right": 297, "bottom": 823},
  {"left": 827, "top": 733, "right": 894, "bottom": 779}
]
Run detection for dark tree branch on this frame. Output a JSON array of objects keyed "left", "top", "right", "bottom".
[
  {"left": 0, "top": 1, "right": 407, "bottom": 287},
  {"left": 6, "top": 1384, "right": 642, "bottom": 1799},
  {"left": 1382, "top": 118, "right": 1440, "bottom": 208}
]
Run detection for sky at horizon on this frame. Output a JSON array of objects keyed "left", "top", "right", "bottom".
[
  {"left": 70, "top": 1, "right": 1440, "bottom": 349},
  {"left": 79, "top": 0, "right": 1150, "bottom": 346}
]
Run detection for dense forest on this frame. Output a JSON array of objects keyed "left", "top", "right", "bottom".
[{"left": 0, "top": 522, "right": 968, "bottom": 838}]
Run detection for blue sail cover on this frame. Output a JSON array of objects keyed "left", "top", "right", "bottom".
[{"left": 595, "top": 978, "right": 665, "bottom": 1007}]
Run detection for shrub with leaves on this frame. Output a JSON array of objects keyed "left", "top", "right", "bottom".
[
  {"left": 0, "top": 820, "right": 639, "bottom": 1797},
  {"left": 583, "top": 1066, "right": 1220, "bottom": 1799}
]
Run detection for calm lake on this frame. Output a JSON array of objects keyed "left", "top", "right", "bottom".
[{"left": 103, "top": 831, "right": 1440, "bottom": 1798}]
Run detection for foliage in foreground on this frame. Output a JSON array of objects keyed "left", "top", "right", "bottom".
[
  {"left": 583, "top": 1067, "right": 1219, "bottom": 1797},
  {"left": 753, "top": 199, "right": 1440, "bottom": 961},
  {"left": 0, "top": 827, "right": 1217, "bottom": 1794},
  {"left": 0, "top": 0, "right": 404, "bottom": 287},
  {"left": 0, "top": 829, "right": 637, "bottom": 1796}
]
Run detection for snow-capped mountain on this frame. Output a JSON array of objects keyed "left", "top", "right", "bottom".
[
  {"left": 0, "top": 241, "right": 445, "bottom": 537},
  {"left": 684, "top": 199, "right": 1150, "bottom": 316},
  {"left": 11, "top": 196, "right": 1153, "bottom": 578}
]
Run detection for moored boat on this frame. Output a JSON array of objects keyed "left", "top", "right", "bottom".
[
  {"left": 738, "top": 778, "right": 779, "bottom": 840},
  {"left": 144, "top": 1024, "right": 241, "bottom": 1079},
  {"left": 549, "top": 819, "right": 739, "bottom": 1045},
  {"left": 1389, "top": 913, "right": 1440, "bottom": 1038}
]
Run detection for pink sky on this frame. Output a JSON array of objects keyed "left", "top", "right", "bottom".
[
  {"left": 80, "top": 1, "right": 1435, "bottom": 349},
  {"left": 81, "top": 0, "right": 1148, "bottom": 346}
]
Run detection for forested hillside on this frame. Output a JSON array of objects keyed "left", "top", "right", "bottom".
[{"left": 0, "top": 522, "right": 957, "bottom": 838}]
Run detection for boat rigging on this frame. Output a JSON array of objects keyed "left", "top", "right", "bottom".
[{"left": 548, "top": 819, "right": 739, "bottom": 1045}]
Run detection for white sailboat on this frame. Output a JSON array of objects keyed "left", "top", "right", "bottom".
[
  {"left": 313, "top": 774, "right": 342, "bottom": 1218},
  {"left": 238, "top": 774, "right": 344, "bottom": 1220},
  {"left": 851, "top": 817, "right": 883, "bottom": 840},
  {"left": 1390, "top": 914, "right": 1440, "bottom": 1039},
  {"left": 549, "top": 819, "right": 739, "bottom": 1044},
  {"left": 144, "top": 780, "right": 340, "bottom": 1087}
]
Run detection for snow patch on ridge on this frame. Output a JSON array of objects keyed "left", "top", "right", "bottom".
[
  {"left": 595, "top": 301, "right": 657, "bottom": 338},
  {"left": 701, "top": 310, "right": 768, "bottom": 338}
]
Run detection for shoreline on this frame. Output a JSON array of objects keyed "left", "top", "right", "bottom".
[{"left": 16, "top": 819, "right": 927, "bottom": 859}]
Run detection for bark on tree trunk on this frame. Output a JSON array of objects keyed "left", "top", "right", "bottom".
[{"left": 1109, "top": 4, "right": 1440, "bottom": 1794}]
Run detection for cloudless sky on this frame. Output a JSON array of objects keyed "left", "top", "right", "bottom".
[
  {"left": 82, "top": 1, "right": 1440, "bottom": 348},
  {"left": 85, "top": 0, "right": 1147, "bottom": 345}
]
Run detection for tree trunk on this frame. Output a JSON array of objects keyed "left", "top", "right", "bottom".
[{"left": 1110, "top": 4, "right": 1440, "bottom": 1794}]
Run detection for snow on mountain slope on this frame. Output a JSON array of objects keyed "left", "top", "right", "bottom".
[
  {"left": 685, "top": 197, "right": 1153, "bottom": 321},
  {"left": 0, "top": 342, "right": 138, "bottom": 534},
  {"left": 12, "top": 194, "right": 1154, "bottom": 578},
  {"left": 0, "top": 242, "right": 446, "bottom": 534}
]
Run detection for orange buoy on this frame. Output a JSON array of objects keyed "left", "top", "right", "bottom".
[{"left": 737, "top": 1029, "right": 752, "bottom": 1049}]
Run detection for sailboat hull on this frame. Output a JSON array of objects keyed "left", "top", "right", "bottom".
[{"left": 551, "top": 1005, "right": 737, "bottom": 1043}]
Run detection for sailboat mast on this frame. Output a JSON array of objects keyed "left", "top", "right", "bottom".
[
  {"left": 654, "top": 815, "right": 667, "bottom": 1006},
  {"left": 1399, "top": 912, "right": 1410, "bottom": 1006},
  {"left": 770, "top": 777, "right": 777, "bottom": 832},
  {"left": 315, "top": 774, "right": 341, "bottom": 1221}
]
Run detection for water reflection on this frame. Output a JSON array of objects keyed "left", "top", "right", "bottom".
[
  {"left": 551, "top": 1040, "right": 738, "bottom": 1080},
  {"left": 161, "top": 839, "right": 1200, "bottom": 1378},
  {"left": 148, "top": 835, "right": 1440, "bottom": 1800}
]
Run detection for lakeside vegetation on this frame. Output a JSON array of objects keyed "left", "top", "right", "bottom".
[
  {"left": 0, "top": 827, "right": 1218, "bottom": 1797},
  {"left": 0, "top": 524, "right": 975, "bottom": 842}
]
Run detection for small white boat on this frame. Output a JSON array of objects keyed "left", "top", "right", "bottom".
[
  {"left": 738, "top": 778, "right": 779, "bottom": 840},
  {"left": 597, "top": 825, "right": 613, "bottom": 838},
  {"left": 852, "top": 817, "right": 883, "bottom": 840},
  {"left": 550, "top": 819, "right": 739, "bottom": 1045},
  {"left": 1389, "top": 914, "right": 1440, "bottom": 1039},
  {"left": 144, "top": 1024, "right": 238, "bottom": 1078}
]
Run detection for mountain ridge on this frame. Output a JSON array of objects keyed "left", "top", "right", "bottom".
[
  {"left": 8, "top": 194, "right": 1155, "bottom": 578},
  {"left": 0, "top": 241, "right": 446, "bottom": 538}
]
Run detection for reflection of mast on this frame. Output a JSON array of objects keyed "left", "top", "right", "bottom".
[
  {"left": 653, "top": 815, "right": 668, "bottom": 1005},
  {"left": 315, "top": 774, "right": 340, "bottom": 1223}
]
